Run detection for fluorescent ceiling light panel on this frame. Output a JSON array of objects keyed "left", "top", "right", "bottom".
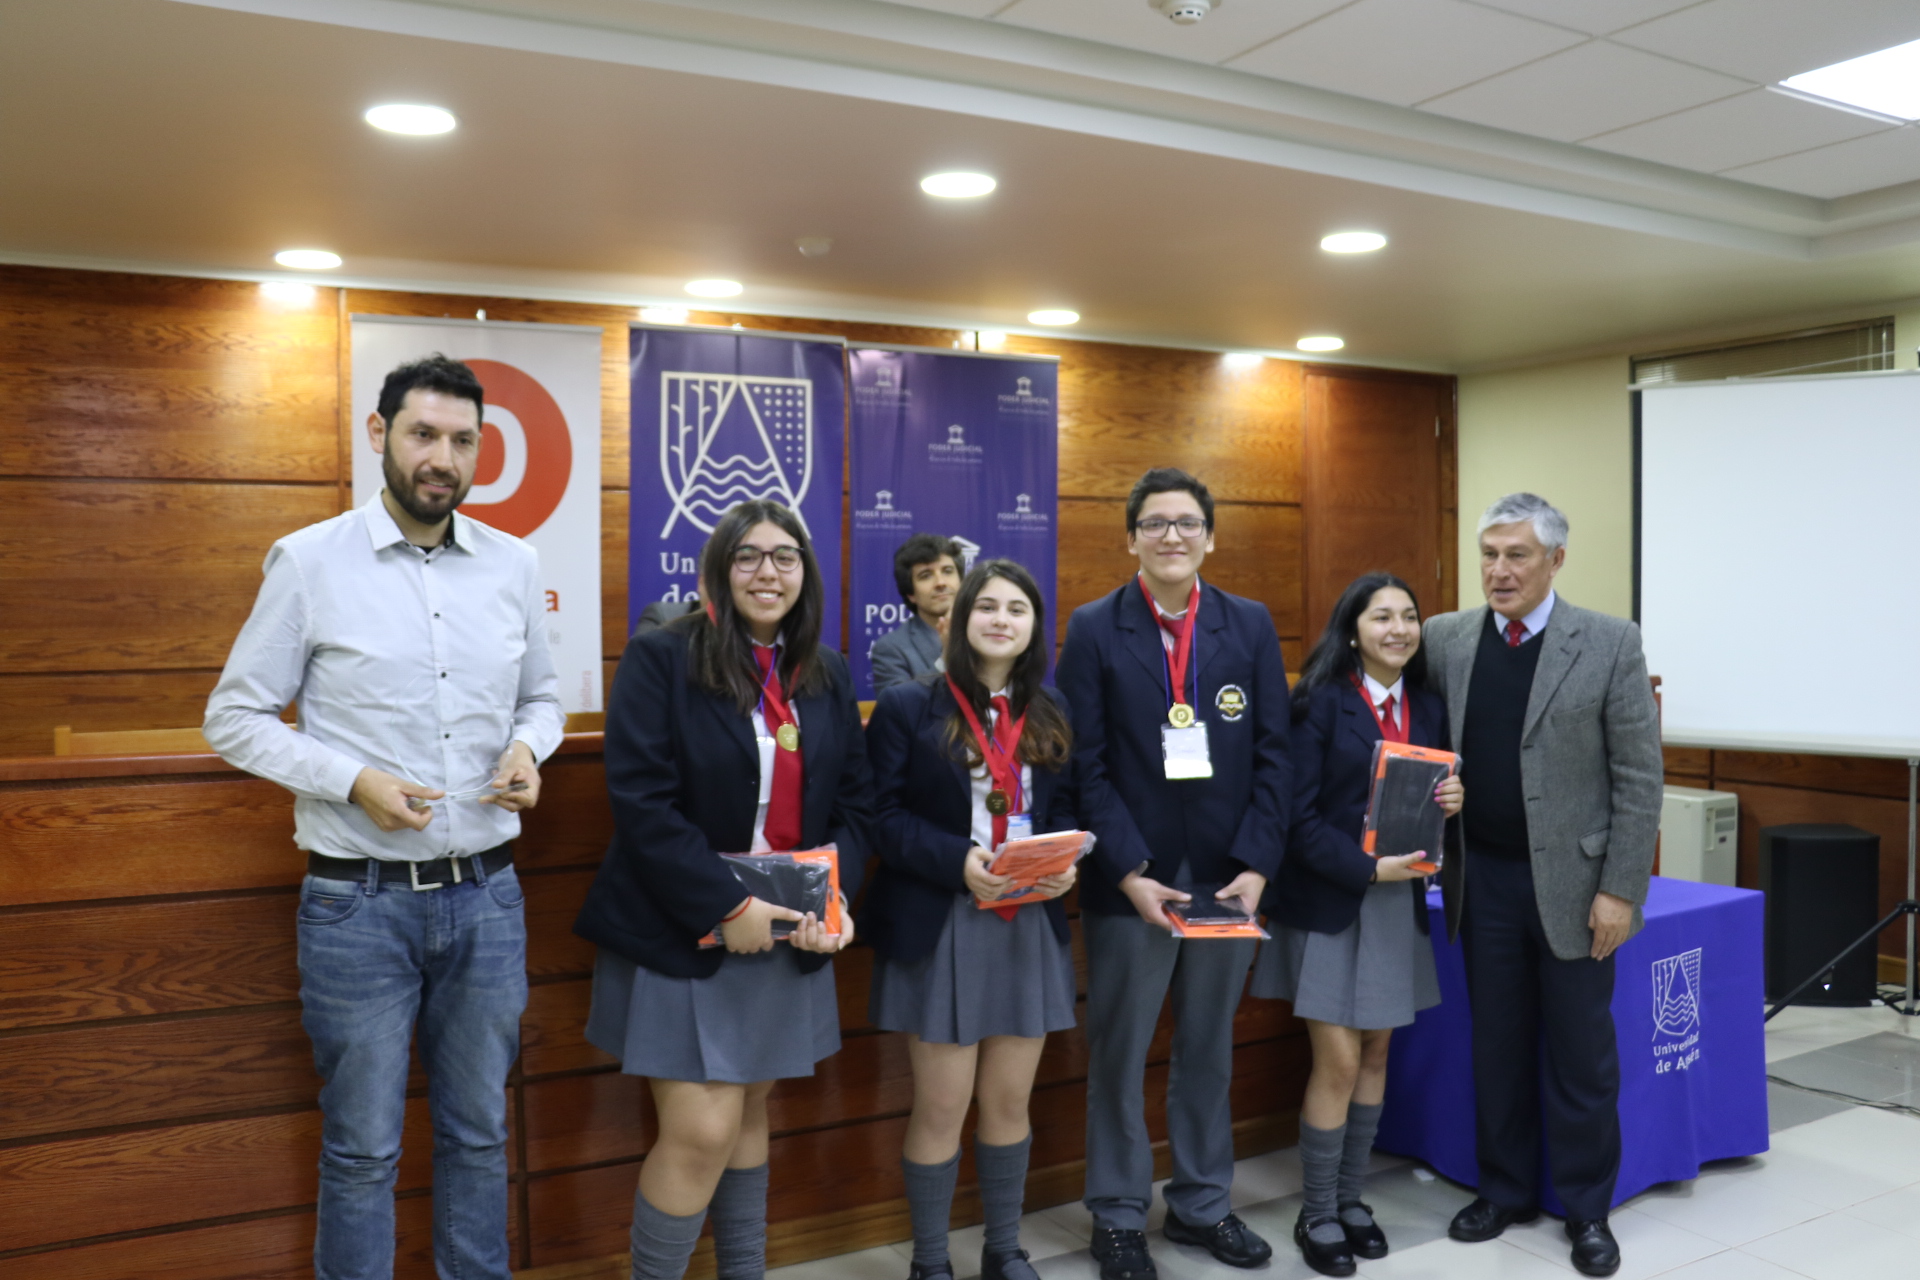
[
  {"left": 1296, "top": 335, "right": 1344, "bottom": 352},
  {"left": 921, "top": 172, "right": 997, "bottom": 198},
  {"left": 1321, "top": 231, "right": 1387, "bottom": 253},
  {"left": 259, "top": 281, "right": 316, "bottom": 304},
  {"left": 1223, "top": 352, "right": 1265, "bottom": 368},
  {"left": 1027, "top": 309, "right": 1078, "bottom": 325},
  {"left": 1780, "top": 38, "right": 1920, "bottom": 121},
  {"left": 364, "top": 104, "right": 458, "bottom": 135},
  {"left": 274, "top": 249, "right": 341, "bottom": 269},
  {"left": 639, "top": 306, "right": 689, "bottom": 324},
  {"left": 684, "top": 279, "right": 742, "bottom": 297}
]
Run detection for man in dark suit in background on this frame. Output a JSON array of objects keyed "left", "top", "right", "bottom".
[
  {"left": 1422, "top": 492, "right": 1662, "bottom": 1279},
  {"left": 1057, "top": 468, "right": 1291, "bottom": 1280},
  {"left": 633, "top": 594, "right": 700, "bottom": 636},
  {"left": 869, "top": 532, "right": 962, "bottom": 693}
]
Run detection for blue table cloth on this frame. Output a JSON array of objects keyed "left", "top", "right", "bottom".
[{"left": 1376, "top": 876, "right": 1768, "bottom": 1215}]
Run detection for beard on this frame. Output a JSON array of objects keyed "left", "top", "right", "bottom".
[{"left": 383, "top": 448, "right": 469, "bottom": 525}]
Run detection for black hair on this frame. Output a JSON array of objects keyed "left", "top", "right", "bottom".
[
  {"left": 1291, "top": 571, "right": 1429, "bottom": 721},
  {"left": 892, "top": 532, "right": 963, "bottom": 604},
  {"left": 685, "top": 500, "right": 828, "bottom": 712},
  {"left": 1125, "top": 467, "right": 1214, "bottom": 534},
  {"left": 940, "top": 558, "right": 1071, "bottom": 772},
  {"left": 376, "top": 354, "right": 485, "bottom": 427}
]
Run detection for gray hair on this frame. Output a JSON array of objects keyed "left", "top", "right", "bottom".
[{"left": 1477, "top": 492, "right": 1568, "bottom": 551}]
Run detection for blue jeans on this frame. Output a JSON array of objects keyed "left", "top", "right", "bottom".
[{"left": 298, "top": 858, "right": 528, "bottom": 1280}]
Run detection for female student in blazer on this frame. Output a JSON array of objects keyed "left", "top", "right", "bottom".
[
  {"left": 1252, "top": 572, "right": 1463, "bottom": 1277},
  {"left": 573, "top": 499, "right": 873, "bottom": 1280},
  {"left": 859, "top": 559, "right": 1078, "bottom": 1280}
]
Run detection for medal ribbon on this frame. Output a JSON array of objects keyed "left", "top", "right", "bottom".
[
  {"left": 947, "top": 676, "right": 1027, "bottom": 920},
  {"left": 1140, "top": 575, "right": 1201, "bottom": 718},
  {"left": 1349, "top": 671, "right": 1410, "bottom": 745},
  {"left": 753, "top": 646, "right": 804, "bottom": 850}
]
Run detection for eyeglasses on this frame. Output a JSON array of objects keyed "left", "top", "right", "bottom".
[
  {"left": 732, "top": 545, "right": 803, "bottom": 573},
  {"left": 1135, "top": 516, "right": 1207, "bottom": 539}
]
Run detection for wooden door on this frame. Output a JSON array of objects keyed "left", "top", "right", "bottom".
[{"left": 1302, "top": 368, "right": 1456, "bottom": 646}]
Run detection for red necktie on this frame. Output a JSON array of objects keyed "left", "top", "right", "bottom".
[
  {"left": 753, "top": 647, "right": 803, "bottom": 851},
  {"left": 988, "top": 694, "right": 1024, "bottom": 922},
  {"left": 1505, "top": 618, "right": 1526, "bottom": 648}
]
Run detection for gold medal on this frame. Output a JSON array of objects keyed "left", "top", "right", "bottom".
[
  {"left": 1168, "top": 702, "right": 1195, "bottom": 729},
  {"left": 986, "top": 789, "right": 1010, "bottom": 816},
  {"left": 776, "top": 723, "right": 799, "bottom": 752}
]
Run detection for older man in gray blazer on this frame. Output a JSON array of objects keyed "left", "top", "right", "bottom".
[{"left": 1422, "top": 493, "right": 1662, "bottom": 1279}]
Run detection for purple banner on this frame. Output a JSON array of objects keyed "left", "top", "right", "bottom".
[
  {"left": 628, "top": 325, "right": 844, "bottom": 648},
  {"left": 849, "top": 347, "right": 1058, "bottom": 698}
]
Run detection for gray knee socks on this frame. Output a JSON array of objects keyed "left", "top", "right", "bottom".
[
  {"left": 902, "top": 1150, "right": 961, "bottom": 1270},
  {"left": 975, "top": 1134, "right": 1032, "bottom": 1260},
  {"left": 711, "top": 1163, "right": 770, "bottom": 1279},
  {"left": 631, "top": 1189, "right": 707, "bottom": 1280},
  {"left": 1298, "top": 1121, "right": 1349, "bottom": 1246},
  {"left": 1339, "top": 1102, "right": 1383, "bottom": 1226}
]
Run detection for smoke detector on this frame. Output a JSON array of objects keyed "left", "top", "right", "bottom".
[{"left": 1153, "top": 0, "right": 1217, "bottom": 24}]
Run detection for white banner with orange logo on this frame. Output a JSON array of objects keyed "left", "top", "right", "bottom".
[{"left": 350, "top": 315, "right": 603, "bottom": 713}]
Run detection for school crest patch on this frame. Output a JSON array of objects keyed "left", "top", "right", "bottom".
[{"left": 1214, "top": 684, "right": 1247, "bottom": 721}]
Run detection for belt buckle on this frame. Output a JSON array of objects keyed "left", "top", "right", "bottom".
[{"left": 409, "top": 860, "right": 448, "bottom": 892}]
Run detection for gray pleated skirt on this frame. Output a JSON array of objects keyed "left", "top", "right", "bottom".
[
  {"left": 869, "top": 895, "right": 1078, "bottom": 1045},
  {"left": 585, "top": 945, "right": 842, "bottom": 1084},
  {"left": 1250, "top": 881, "right": 1441, "bottom": 1030}
]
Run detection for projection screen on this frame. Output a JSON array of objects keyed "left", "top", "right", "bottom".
[{"left": 1638, "top": 370, "right": 1920, "bottom": 759}]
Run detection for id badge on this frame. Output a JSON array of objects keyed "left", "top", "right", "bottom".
[
  {"left": 1004, "top": 813, "right": 1034, "bottom": 845},
  {"left": 756, "top": 734, "right": 776, "bottom": 804},
  {"left": 1162, "top": 722, "right": 1213, "bottom": 780}
]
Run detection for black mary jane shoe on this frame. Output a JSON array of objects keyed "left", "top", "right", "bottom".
[
  {"left": 1293, "top": 1213, "right": 1357, "bottom": 1278},
  {"left": 981, "top": 1246, "right": 1040, "bottom": 1280},
  {"left": 1566, "top": 1218, "right": 1621, "bottom": 1278},
  {"left": 1337, "top": 1201, "right": 1389, "bottom": 1260},
  {"left": 1162, "top": 1211, "right": 1272, "bottom": 1268},
  {"left": 906, "top": 1262, "right": 954, "bottom": 1280}
]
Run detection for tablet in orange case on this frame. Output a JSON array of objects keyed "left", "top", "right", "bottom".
[
  {"left": 698, "top": 846, "right": 843, "bottom": 947},
  {"left": 977, "top": 830, "right": 1096, "bottom": 909},
  {"left": 1362, "top": 741, "right": 1460, "bottom": 875}
]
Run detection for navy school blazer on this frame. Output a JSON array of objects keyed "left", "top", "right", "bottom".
[
  {"left": 1261, "top": 676, "right": 1449, "bottom": 936},
  {"left": 572, "top": 622, "right": 874, "bottom": 979},
  {"left": 1054, "top": 579, "right": 1293, "bottom": 916},
  {"left": 857, "top": 676, "right": 1077, "bottom": 964}
]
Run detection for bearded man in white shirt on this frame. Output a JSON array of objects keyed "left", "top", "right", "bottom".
[{"left": 206, "top": 354, "right": 564, "bottom": 1280}]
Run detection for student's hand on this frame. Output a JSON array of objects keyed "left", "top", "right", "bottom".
[
  {"left": 791, "top": 894, "right": 853, "bottom": 953},
  {"left": 479, "top": 741, "right": 541, "bottom": 812},
  {"left": 721, "top": 897, "right": 802, "bottom": 954},
  {"left": 1435, "top": 775, "right": 1464, "bottom": 818},
  {"left": 1215, "top": 870, "right": 1267, "bottom": 918},
  {"left": 1035, "top": 863, "right": 1078, "bottom": 900},
  {"left": 1589, "top": 891, "right": 1633, "bottom": 960},
  {"left": 1120, "top": 871, "right": 1190, "bottom": 932},
  {"left": 964, "top": 845, "right": 1014, "bottom": 902},
  {"left": 1371, "top": 853, "right": 1428, "bottom": 883},
  {"left": 350, "top": 767, "right": 441, "bottom": 832}
]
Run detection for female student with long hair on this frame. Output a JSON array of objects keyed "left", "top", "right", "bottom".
[
  {"left": 573, "top": 500, "right": 873, "bottom": 1280},
  {"left": 859, "top": 559, "right": 1079, "bottom": 1280},
  {"left": 1252, "top": 572, "right": 1464, "bottom": 1277}
]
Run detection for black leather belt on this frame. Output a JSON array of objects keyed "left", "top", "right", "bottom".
[{"left": 307, "top": 843, "right": 514, "bottom": 891}]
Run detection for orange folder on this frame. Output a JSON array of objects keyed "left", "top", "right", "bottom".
[{"left": 976, "top": 830, "right": 1096, "bottom": 909}]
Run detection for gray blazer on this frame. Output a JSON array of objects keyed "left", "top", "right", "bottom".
[
  {"left": 1423, "top": 599, "right": 1664, "bottom": 961},
  {"left": 869, "top": 614, "right": 944, "bottom": 694}
]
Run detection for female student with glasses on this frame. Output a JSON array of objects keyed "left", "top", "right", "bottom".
[
  {"left": 573, "top": 499, "right": 874, "bottom": 1280},
  {"left": 859, "top": 559, "right": 1079, "bottom": 1280}
]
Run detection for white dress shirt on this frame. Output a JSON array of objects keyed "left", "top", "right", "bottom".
[
  {"left": 1497, "top": 590, "right": 1557, "bottom": 645},
  {"left": 205, "top": 496, "right": 565, "bottom": 862},
  {"left": 1359, "top": 671, "right": 1406, "bottom": 732}
]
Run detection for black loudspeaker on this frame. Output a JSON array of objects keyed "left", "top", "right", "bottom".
[{"left": 1759, "top": 824, "right": 1880, "bottom": 1005}]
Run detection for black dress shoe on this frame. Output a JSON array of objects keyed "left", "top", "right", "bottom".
[
  {"left": 906, "top": 1263, "right": 953, "bottom": 1280},
  {"left": 1337, "top": 1201, "right": 1389, "bottom": 1259},
  {"left": 1089, "top": 1226, "right": 1157, "bottom": 1280},
  {"left": 1566, "top": 1218, "right": 1621, "bottom": 1277},
  {"left": 1162, "top": 1211, "right": 1273, "bottom": 1268},
  {"left": 1292, "top": 1214, "right": 1357, "bottom": 1278},
  {"left": 981, "top": 1247, "right": 1039, "bottom": 1280},
  {"left": 1448, "top": 1197, "right": 1540, "bottom": 1242}
]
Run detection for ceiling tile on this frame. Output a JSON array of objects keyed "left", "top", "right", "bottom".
[
  {"left": 994, "top": 0, "right": 1348, "bottom": 65},
  {"left": 1719, "top": 123, "right": 1920, "bottom": 197},
  {"left": 1467, "top": 1, "right": 1699, "bottom": 36},
  {"left": 1419, "top": 41, "right": 1747, "bottom": 141},
  {"left": 1583, "top": 88, "right": 1894, "bottom": 174},
  {"left": 1224, "top": 0, "right": 1586, "bottom": 106},
  {"left": 1611, "top": 0, "right": 1920, "bottom": 83},
  {"left": 871, "top": 0, "right": 1011, "bottom": 16}
]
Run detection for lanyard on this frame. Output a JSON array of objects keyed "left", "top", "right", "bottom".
[
  {"left": 755, "top": 647, "right": 798, "bottom": 751},
  {"left": 1140, "top": 576, "right": 1201, "bottom": 727},
  {"left": 1349, "top": 671, "right": 1409, "bottom": 744},
  {"left": 946, "top": 676, "right": 1026, "bottom": 819}
]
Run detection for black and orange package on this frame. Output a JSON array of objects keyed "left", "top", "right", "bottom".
[
  {"left": 1362, "top": 742, "right": 1459, "bottom": 874},
  {"left": 977, "top": 830, "right": 1097, "bottom": 910},
  {"left": 698, "top": 845, "right": 842, "bottom": 948},
  {"left": 1165, "top": 886, "right": 1269, "bottom": 940}
]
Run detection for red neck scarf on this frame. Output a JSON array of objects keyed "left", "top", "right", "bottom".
[
  {"left": 947, "top": 676, "right": 1027, "bottom": 920},
  {"left": 754, "top": 646, "right": 803, "bottom": 850}
]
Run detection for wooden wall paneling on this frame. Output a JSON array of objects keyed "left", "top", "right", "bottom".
[
  {"left": 833, "top": 945, "right": 877, "bottom": 1032},
  {"left": 521, "top": 1070, "right": 655, "bottom": 1174},
  {"left": 0, "top": 776, "right": 300, "bottom": 907},
  {"left": 0, "top": 267, "right": 341, "bottom": 484},
  {"left": 1720, "top": 779, "right": 1913, "bottom": 951},
  {"left": 526, "top": 1160, "right": 642, "bottom": 1268},
  {"left": 1437, "top": 379, "right": 1459, "bottom": 614},
  {"left": 0, "top": 892, "right": 297, "bottom": 1029},
  {"left": 686, "top": 311, "right": 967, "bottom": 352},
  {"left": 764, "top": 1029, "right": 914, "bottom": 1134},
  {"left": 0, "top": 479, "right": 340, "bottom": 673},
  {"left": 0, "top": 670, "right": 231, "bottom": 758},
  {"left": 523, "top": 868, "right": 598, "bottom": 978},
  {"left": 602, "top": 487, "right": 630, "bottom": 661},
  {"left": 1663, "top": 746, "right": 1713, "bottom": 781},
  {"left": 515, "top": 757, "right": 614, "bottom": 872},
  {"left": 1712, "top": 750, "right": 1910, "bottom": 801},
  {"left": 1301, "top": 367, "right": 1449, "bottom": 642},
  {"left": 521, "top": 978, "right": 616, "bottom": 1077}
]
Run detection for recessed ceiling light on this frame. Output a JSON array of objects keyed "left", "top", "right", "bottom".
[
  {"left": 1780, "top": 38, "right": 1920, "bottom": 121},
  {"left": 921, "top": 172, "right": 997, "bottom": 198},
  {"left": 640, "top": 306, "right": 690, "bottom": 325},
  {"left": 1296, "top": 335, "right": 1344, "bottom": 353},
  {"left": 1320, "top": 231, "right": 1387, "bottom": 254},
  {"left": 259, "top": 281, "right": 316, "bottom": 305},
  {"left": 684, "top": 279, "right": 743, "bottom": 298},
  {"left": 1223, "top": 352, "right": 1264, "bottom": 369},
  {"left": 274, "top": 249, "right": 341, "bottom": 270},
  {"left": 1027, "top": 309, "right": 1078, "bottom": 326},
  {"left": 976, "top": 331, "right": 1009, "bottom": 351},
  {"left": 364, "top": 104, "right": 458, "bottom": 135}
]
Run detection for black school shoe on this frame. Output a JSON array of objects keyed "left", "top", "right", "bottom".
[
  {"left": 1447, "top": 1196, "right": 1540, "bottom": 1242},
  {"left": 905, "top": 1263, "right": 953, "bottom": 1280},
  {"left": 1162, "top": 1212, "right": 1272, "bottom": 1268},
  {"left": 1567, "top": 1219, "right": 1622, "bottom": 1277},
  {"left": 981, "top": 1246, "right": 1040, "bottom": 1280},
  {"left": 1090, "top": 1226, "right": 1157, "bottom": 1280},
  {"left": 1293, "top": 1214, "right": 1357, "bottom": 1278},
  {"left": 1338, "top": 1201, "right": 1389, "bottom": 1259}
]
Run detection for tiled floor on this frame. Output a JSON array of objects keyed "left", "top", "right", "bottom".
[{"left": 767, "top": 1002, "right": 1920, "bottom": 1280}]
